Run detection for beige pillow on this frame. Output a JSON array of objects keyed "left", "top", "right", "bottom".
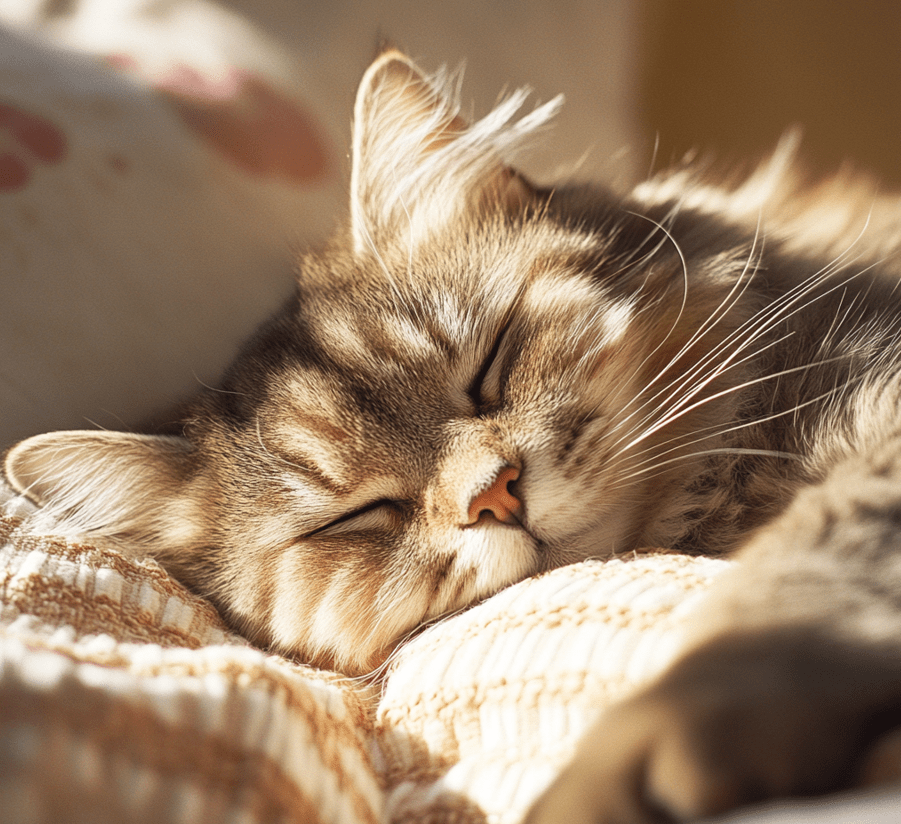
[
  {"left": 0, "top": 477, "right": 729, "bottom": 823},
  {"left": 0, "top": 10, "right": 340, "bottom": 447}
]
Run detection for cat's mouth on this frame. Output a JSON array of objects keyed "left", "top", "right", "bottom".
[
  {"left": 465, "top": 508, "right": 547, "bottom": 559},
  {"left": 468, "top": 510, "right": 517, "bottom": 527}
]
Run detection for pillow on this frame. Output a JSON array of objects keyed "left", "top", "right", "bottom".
[
  {"left": 0, "top": 11, "right": 340, "bottom": 447},
  {"left": 0, "top": 476, "right": 729, "bottom": 822}
]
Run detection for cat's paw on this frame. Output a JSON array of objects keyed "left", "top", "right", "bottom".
[{"left": 526, "top": 629, "right": 901, "bottom": 823}]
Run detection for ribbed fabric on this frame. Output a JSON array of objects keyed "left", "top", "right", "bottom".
[{"left": 0, "top": 481, "right": 728, "bottom": 823}]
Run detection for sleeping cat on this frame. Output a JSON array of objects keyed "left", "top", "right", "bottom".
[{"left": 7, "top": 49, "right": 901, "bottom": 821}]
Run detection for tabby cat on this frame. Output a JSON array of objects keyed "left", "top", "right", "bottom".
[{"left": 7, "top": 50, "right": 901, "bottom": 822}]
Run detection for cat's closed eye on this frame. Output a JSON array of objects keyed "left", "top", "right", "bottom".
[
  {"left": 469, "top": 320, "right": 515, "bottom": 410},
  {"left": 307, "top": 498, "right": 404, "bottom": 537}
]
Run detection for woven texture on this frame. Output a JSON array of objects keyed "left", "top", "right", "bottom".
[{"left": 0, "top": 482, "right": 729, "bottom": 823}]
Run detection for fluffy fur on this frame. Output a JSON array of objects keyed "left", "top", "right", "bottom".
[{"left": 8, "top": 50, "right": 901, "bottom": 820}]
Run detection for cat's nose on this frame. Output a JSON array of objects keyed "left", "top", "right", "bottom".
[{"left": 466, "top": 466, "right": 523, "bottom": 526}]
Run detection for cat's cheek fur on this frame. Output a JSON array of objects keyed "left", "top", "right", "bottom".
[
  {"left": 230, "top": 520, "right": 539, "bottom": 676},
  {"left": 228, "top": 534, "right": 396, "bottom": 675},
  {"left": 276, "top": 556, "right": 393, "bottom": 673}
]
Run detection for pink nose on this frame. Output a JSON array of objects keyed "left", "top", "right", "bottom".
[{"left": 466, "top": 466, "right": 523, "bottom": 525}]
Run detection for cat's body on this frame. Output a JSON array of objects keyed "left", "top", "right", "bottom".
[{"left": 7, "top": 51, "right": 901, "bottom": 821}]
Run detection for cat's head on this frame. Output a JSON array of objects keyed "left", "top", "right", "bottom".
[{"left": 4, "top": 51, "right": 750, "bottom": 674}]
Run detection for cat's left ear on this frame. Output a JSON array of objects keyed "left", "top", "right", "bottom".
[
  {"left": 4, "top": 430, "right": 199, "bottom": 552},
  {"left": 349, "top": 49, "right": 560, "bottom": 253}
]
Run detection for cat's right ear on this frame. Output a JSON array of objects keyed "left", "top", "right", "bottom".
[
  {"left": 4, "top": 430, "right": 201, "bottom": 552},
  {"left": 349, "top": 49, "right": 464, "bottom": 253},
  {"left": 349, "top": 49, "right": 560, "bottom": 254}
]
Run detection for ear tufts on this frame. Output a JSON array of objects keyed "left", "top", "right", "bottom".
[{"left": 349, "top": 50, "right": 563, "bottom": 255}]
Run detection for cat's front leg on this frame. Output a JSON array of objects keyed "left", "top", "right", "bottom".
[
  {"left": 527, "top": 443, "right": 901, "bottom": 823},
  {"left": 527, "top": 627, "right": 901, "bottom": 824}
]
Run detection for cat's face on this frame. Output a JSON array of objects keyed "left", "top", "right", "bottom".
[
  {"left": 4, "top": 52, "right": 746, "bottom": 674},
  {"left": 191, "top": 215, "right": 657, "bottom": 671}
]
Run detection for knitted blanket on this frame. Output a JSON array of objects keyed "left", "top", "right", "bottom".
[{"left": 0, "top": 480, "right": 729, "bottom": 823}]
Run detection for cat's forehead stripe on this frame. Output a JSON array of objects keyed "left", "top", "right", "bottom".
[
  {"left": 268, "top": 430, "right": 352, "bottom": 491},
  {"left": 314, "top": 305, "right": 448, "bottom": 373},
  {"left": 315, "top": 315, "right": 372, "bottom": 363},
  {"left": 381, "top": 314, "right": 437, "bottom": 358},
  {"left": 528, "top": 273, "right": 600, "bottom": 315},
  {"left": 283, "top": 373, "right": 345, "bottom": 418}
]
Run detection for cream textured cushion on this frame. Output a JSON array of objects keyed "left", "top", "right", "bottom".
[{"left": 0, "top": 478, "right": 728, "bottom": 823}]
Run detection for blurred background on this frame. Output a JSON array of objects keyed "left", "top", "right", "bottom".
[
  {"left": 642, "top": 0, "right": 901, "bottom": 187},
  {"left": 1, "top": 0, "right": 900, "bottom": 445}
]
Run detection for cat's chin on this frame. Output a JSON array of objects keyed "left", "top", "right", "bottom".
[{"left": 434, "top": 519, "right": 542, "bottom": 613}]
